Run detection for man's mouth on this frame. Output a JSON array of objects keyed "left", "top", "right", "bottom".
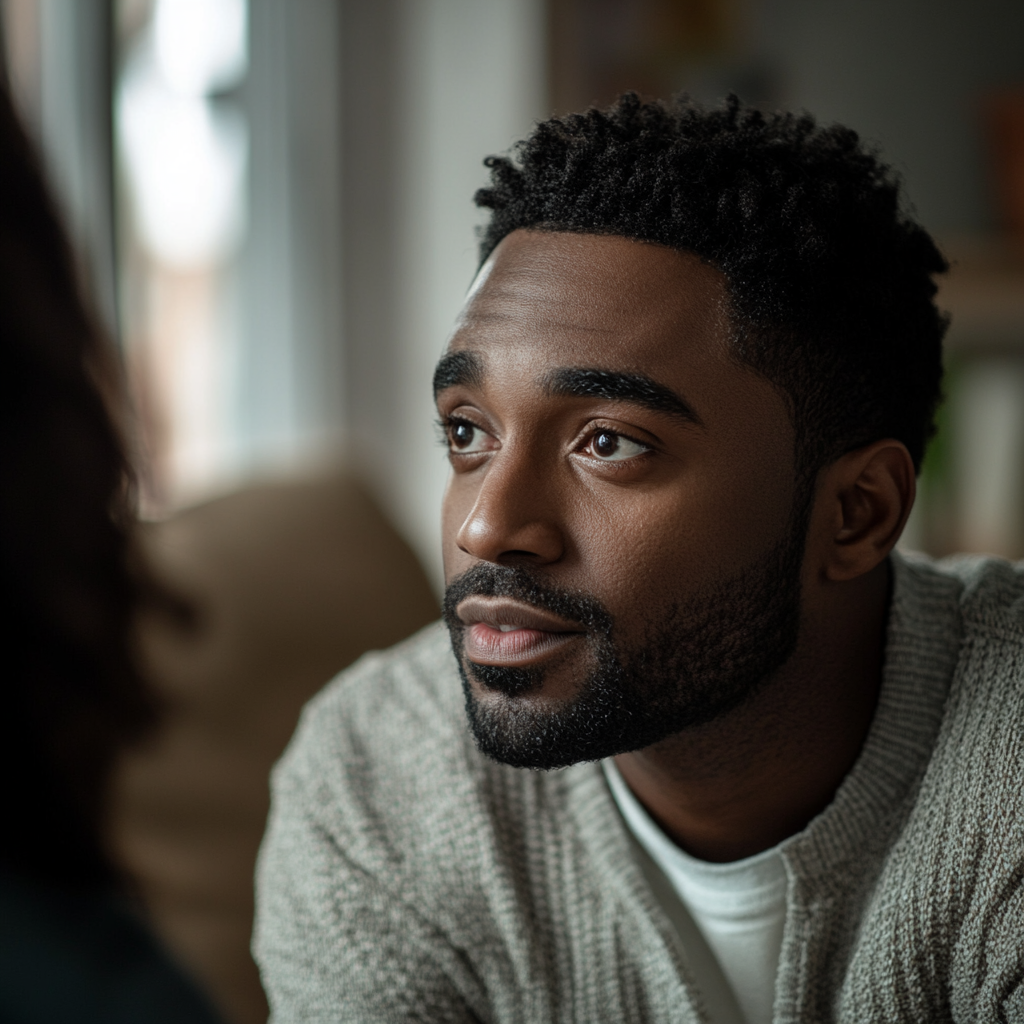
[{"left": 456, "top": 595, "right": 585, "bottom": 667}]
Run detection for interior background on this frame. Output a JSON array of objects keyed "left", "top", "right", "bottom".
[{"left": 1, "top": 4, "right": 1022, "bottom": 1022}]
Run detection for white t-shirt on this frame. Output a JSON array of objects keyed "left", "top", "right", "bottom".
[{"left": 603, "top": 760, "right": 788, "bottom": 1024}]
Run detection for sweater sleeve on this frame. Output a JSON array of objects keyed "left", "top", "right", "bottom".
[{"left": 254, "top": 735, "right": 490, "bottom": 1024}]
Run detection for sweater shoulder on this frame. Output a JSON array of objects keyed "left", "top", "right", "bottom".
[
  {"left": 272, "top": 622, "right": 479, "bottom": 849},
  {"left": 899, "top": 550, "right": 1024, "bottom": 643},
  {"left": 838, "top": 555, "right": 1024, "bottom": 1020},
  {"left": 893, "top": 552, "right": 1024, "bottom": 810},
  {"left": 284, "top": 619, "right": 465, "bottom": 772}
]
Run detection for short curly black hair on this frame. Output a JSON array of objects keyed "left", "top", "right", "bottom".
[{"left": 475, "top": 93, "right": 948, "bottom": 479}]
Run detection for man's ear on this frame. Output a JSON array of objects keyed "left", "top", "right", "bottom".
[{"left": 811, "top": 440, "right": 917, "bottom": 583}]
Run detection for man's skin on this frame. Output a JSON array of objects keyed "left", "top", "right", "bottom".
[{"left": 437, "top": 228, "right": 916, "bottom": 863}]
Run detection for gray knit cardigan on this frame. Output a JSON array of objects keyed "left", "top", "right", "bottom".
[{"left": 255, "top": 553, "right": 1024, "bottom": 1022}]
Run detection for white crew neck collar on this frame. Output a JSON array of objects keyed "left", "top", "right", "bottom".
[{"left": 602, "top": 759, "right": 788, "bottom": 917}]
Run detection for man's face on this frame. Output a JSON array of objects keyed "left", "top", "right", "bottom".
[{"left": 437, "top": 229, "right": 803, "bottom": 769}]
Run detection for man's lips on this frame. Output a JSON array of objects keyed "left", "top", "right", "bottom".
[{"left": 456, "top": 596, "right": 585, "bottom": 667}]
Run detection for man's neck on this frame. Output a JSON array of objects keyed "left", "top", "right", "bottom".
[{"left": 613, "top": 560, "right": 890, "bottom": 863}]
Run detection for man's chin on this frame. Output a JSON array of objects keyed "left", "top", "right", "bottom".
[
  {"left": 463, "top": 696, "right": 588, "bottom": 771},
  {"left": 458, "top": 660, "right": 638, "bottom": 771}
]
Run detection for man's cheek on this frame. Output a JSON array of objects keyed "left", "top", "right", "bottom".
[{"left": 584, "top": 516, "right": 686, "bottom": 594}]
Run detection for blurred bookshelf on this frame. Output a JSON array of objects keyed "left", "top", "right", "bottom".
[
  {"left": 940, "top": 235, "right": 1024, "bottom": 356},
  {"left": 901, "top": 235, "right": 1024, "bottom": 560}
]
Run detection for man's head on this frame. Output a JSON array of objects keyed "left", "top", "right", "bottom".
[{"left": 435, "top": 95, "right": 946, "bottom": 770}]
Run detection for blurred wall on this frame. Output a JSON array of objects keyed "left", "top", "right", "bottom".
[
  {"left": 340, "top": 0, "right": 547, "bottom": 585},
  {"left": 241, "top": 0, "right": 344, "bottom": 475}
]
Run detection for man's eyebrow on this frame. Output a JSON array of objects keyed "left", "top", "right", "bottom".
[
  {"left": 542, "top": 367, "right": 703, "bottom": 425},
  {"left": 433, "top": 350, "right": 484, "bottom": 396}
]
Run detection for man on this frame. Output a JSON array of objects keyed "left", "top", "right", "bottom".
[{"left": 255, "top": 95, "right": 1023, "bottom": 1023}]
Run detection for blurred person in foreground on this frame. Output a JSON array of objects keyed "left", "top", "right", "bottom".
[
  {"left": 0, "top": 83, "right": 221, "bottom": 1023},
  {"left": 256, "top": 95, "right": 1023, "bottom": 1023}
]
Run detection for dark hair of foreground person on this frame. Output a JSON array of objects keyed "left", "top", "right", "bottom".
[
  {"left": 0, "top": 81, "right": 221, "bottom": 1023},
  {"left": 0, "top": 88, "right": 152, "bottom": 895}
]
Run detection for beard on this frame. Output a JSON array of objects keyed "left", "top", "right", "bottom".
[{"left": 442, "top": 517, "right": 807, "bottom": 771}]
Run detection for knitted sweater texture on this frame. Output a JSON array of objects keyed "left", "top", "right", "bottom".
[{"left": 255, "top": 553, "right": 1024, "bottom": 1022}]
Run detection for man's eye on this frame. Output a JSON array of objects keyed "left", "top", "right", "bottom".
[
  {"left": 587, "top": 431, "right": 649, "bottom": 462},
  {"left": 448, "top": 419, "right": 490, "bottom": 453}
]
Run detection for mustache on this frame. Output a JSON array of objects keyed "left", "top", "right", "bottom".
[{"left": 442, "top": 564, "right": 613, "bottom": 636}]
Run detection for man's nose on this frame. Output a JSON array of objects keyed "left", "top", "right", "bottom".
[{"left": 455, "top": 447, "right": 565, "bottom": 566}]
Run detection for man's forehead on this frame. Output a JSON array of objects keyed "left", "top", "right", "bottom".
[
  {"left": 439, "top": 231, "right": 732, "bottom": 400},
  {"left": 455, "top": 266, "right": 623, "bottom": 341},
  {"left": 455, "top": 229, "right": 726, "bottom": 339}
]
